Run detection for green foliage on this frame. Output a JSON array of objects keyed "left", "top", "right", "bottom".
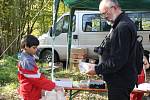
[
  {"left": 54, "top": 70, "right": 100, "bottom": 81},
  {"left": 0, "top": 56, "right": 18, "bottom": 86},
  {"left": 0, "top": 56, "right": 100, "bottom": 87},
  {"left": 0, "top": 56, "right": 19, "bottom": 99},
  {"left": 0, "top": 0, "right": 69, "bottom": 56},
  {"left": 0, "top": 56, "right": 105, "bottom": 99}
]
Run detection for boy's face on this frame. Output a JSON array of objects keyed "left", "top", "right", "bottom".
[{"left": 25, "top": 45, "right": 38, "bottom": 55}]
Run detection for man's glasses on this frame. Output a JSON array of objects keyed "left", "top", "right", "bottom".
[{"left": 100, "top": 6, "right": 113, "bottom": 18}]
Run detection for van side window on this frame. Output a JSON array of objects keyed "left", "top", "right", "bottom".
[
  {"left": 142, "top": 12, "right": 150, "bottom": 30},
  {"left": 62, "top": 15, "right": 76, "bottom": 33},
  {"left": 56, "top": 17, "right": 64, "bottom": 34},
  {"left": 82, "top": 14, "right": 111, "bottom": 32},
  {"left": 56, "top": 15, "right": 76, "bottom": 33},
  {"left": 127, "top": 12, "right": 150, "bottom": 31}
]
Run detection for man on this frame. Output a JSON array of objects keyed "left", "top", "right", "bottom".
[{"left": 85, "top": 0, "right": 137, "bottom": 100}]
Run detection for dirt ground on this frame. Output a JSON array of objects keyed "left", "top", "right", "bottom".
[{"left": 0, "top": 95, "right": 5, "bottom": 100}]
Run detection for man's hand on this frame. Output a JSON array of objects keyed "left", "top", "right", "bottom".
[{"left": 86, "top": 63, "right": 96, "bottom": 76}]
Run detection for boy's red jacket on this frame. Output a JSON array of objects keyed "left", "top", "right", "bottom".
[
  {"left": 18, "top": 64, "right": 56, "bottom": 90},
  {"left": 17, "top": 52, "right": 55, "bottom": 100}
]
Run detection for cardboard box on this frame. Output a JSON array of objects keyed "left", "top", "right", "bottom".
[
  {"left": 78, "top": 54, "right": 87, "bottom": 59},
  {"left": 71, "top": 54, "right": 78, "bottom": 59},
  {"left": 70, "top": 58, "right": 82, "bottom": 63},
  {"left": 71, "top": 53, "right": 87, "bottom": 59},
  {"left": 71, "top": 48, "right": 87, "bottom": 54}
]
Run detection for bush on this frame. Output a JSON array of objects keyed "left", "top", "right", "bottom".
[{"left": 0, "top": 55, "right": 18, "bottom": 86}]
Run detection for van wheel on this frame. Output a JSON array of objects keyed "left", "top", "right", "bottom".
[{"left": 39, "top": 49, "right": 59, "bottom": 62}]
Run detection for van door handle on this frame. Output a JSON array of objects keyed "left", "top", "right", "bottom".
[
  {"left": 73, "top": 35, "right": 78, "bottom": 39},
  {"left": 149, "top": 34, "right": 150, "bottom": 41}
]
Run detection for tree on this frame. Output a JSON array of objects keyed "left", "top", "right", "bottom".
[{"left": 0, "top": 0, "right": 68, "bottom": 57}]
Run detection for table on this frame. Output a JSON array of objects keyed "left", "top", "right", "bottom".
[{"left": 64, "top": 87, "right": 150, "bottom": 100}]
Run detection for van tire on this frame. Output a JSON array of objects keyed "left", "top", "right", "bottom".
[{"left": 39, "top": 49, "right": 59, "bottom": 62}]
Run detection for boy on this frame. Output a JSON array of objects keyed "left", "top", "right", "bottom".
[{"left": 17, "top": 35, "right": 57, "bottom": 100}]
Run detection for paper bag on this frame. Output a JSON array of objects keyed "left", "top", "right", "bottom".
[{"left": 41, "top": 90, "right": 65, "bottom": 100}]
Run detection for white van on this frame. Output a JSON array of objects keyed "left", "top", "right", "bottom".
[{"left": 38, "top": 10, "right": 150, "bottom": 62}]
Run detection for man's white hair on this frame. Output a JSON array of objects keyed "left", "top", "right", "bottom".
[{"left": 99, "top": 0, "right": 119, "bottom": 10}]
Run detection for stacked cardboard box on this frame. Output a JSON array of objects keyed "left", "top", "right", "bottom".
[
  {"left": 71, "top": 48, "right": 87, "bottom": 59},
  {"left": 70, "top": 48, "right": 87, "bottom": 71}
]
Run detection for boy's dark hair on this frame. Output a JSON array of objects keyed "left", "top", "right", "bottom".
[{"left": 21, "top": 35, "right": 39, "bottom": 49}]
